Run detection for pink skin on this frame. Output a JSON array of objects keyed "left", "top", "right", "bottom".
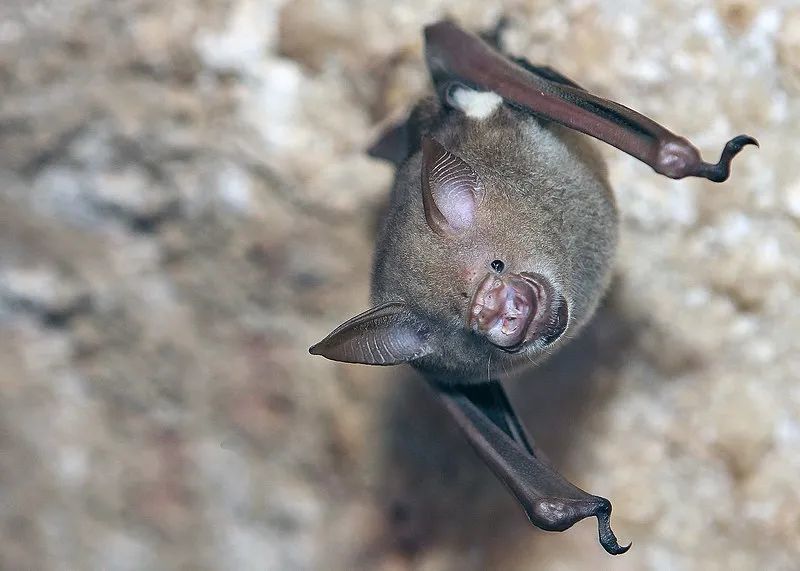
[{"left": 468, "top": 272, "right": 545, "bottom": 351}]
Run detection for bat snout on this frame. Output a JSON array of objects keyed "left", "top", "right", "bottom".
[
  {"left": 468, "top": 273, "right": 538, "bottom": 351},
  {"left": 468, "top": 272, "right": 568, "bottom": 352}
]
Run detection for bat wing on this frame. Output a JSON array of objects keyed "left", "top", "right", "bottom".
[
  {"left": 367, "top": 96, "right": 445, "bottom": 166},
  {"left": 508, "top": 59, "right": 585, "bottom": 91},
  {"left": 367, "top": 118, "right": 414, "bottom": 166},
  {"left": 424, "top": 20, "right": 756, "bottom": 182},
  {"left": 430, "top": 379, "right": 630, "bottom": 555}
]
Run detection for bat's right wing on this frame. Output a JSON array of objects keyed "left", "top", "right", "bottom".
[{"left": 430, "top": 379, "right": 630, "bottom": 555}]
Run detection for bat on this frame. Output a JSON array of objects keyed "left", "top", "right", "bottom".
[{"left": 309, "top": 19, "right": 757, "bottom": 555}]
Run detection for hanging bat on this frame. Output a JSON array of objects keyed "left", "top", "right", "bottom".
[{"left": 309, "top": 19, "right": 757, "bottom": 555}]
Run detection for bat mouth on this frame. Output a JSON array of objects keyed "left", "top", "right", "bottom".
[{"left": 467, "top": 272, "right": 567, "bottom": 353}]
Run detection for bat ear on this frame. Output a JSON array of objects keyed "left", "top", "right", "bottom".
[
  {"left": 421, "top": 136, "right": 482, "bottom": 236},
  {"left": 309, "top": 302, "right": 432, "bottom": 365}
]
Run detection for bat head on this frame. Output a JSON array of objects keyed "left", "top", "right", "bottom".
[{"left": 311, "top": 126, "right": 590, "bottom": 380}]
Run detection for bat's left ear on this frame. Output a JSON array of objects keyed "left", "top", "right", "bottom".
[
  {"left": 421, "top": 136, "right": 482, "bottom": 237},
  {"left": 309, "top": 302, "right": 432, "bottom": 365}
]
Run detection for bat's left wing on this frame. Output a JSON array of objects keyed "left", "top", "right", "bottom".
[
  {"left": 367, "top": 97, "right": 445, "bottom": 167},
  {"left": 430, "top": 379, "right": 630, "bottom": 555}
]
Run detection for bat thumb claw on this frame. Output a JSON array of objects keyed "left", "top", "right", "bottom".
[
  {"left": 695, "top": 134, "right": 759, "bottom": 183},
  {"left": 595, "top": 498, "right": 631, "bottom": 555}
]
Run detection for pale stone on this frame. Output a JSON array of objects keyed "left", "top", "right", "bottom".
[{"left": 777, "top": 8, "right": 800, "bottom": 93}]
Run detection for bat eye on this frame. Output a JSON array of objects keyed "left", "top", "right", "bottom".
[{"left": 490, "top": 259, "right": 505, "bottom": 273}]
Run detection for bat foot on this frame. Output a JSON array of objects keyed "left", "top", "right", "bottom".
[{"left": 696, "top": 134, "right": 759, "bottom": 182}]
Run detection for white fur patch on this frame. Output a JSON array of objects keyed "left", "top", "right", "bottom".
[{"left": 451, "top": 88, "right": 503, "bottom": 120}]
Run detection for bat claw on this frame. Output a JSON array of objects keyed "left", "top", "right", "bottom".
[
  {"left": 695, "top": 134, "right": 759, "bottom": 182},
  {"left": 522, "top": 495, "right": 631, "bottom": 555},
  {"left": 594, "top": 498, "right": 631, "bottom": 555}
]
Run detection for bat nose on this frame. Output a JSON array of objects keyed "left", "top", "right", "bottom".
[{"left": 469, "top": 273, "right": 538, "bottom": 350}]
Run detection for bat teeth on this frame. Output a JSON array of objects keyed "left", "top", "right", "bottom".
[{"left": 501, "top": 317, "right": 520, "bottom": 335}]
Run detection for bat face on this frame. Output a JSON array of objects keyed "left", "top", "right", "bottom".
[{"left": 410, "top": 123, "right": 573, "bottom": 361}]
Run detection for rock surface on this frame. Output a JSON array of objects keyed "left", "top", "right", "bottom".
[{"left": 0, "top": 1, "right": 797, "bottom": 570}]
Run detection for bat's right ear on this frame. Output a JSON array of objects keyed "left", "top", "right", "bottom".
[
  {"left": 421, "top": 136, "right": 482, "bottom": 237},
  {"left": 309, "top": 302, "right": 432, "bottom": 365}
]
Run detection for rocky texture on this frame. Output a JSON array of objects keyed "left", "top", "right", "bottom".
[{"left": 0, "top": 1, "right": 797, "bottom": 570}]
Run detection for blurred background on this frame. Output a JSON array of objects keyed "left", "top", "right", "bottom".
[{"left": 0, "top": 0, "right": 798, "bottom": 569}]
